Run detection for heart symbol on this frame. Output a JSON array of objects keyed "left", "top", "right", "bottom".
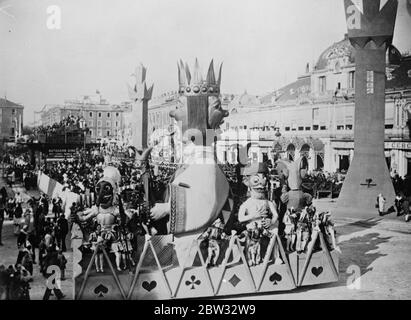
[
  {"left": 94, "top": 284, "right": 109, "bottom": 297},
  {"left": 311, "top": 266, "right": 323, "bottom": 277},
  {"left": 269, "top": 272, "right": 282, "bottom": 285},
  {"left": 142, "top": 280, "right": 157, "bottom": 292}
]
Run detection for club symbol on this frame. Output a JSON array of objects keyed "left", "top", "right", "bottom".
[
  {"left": 94, "top": 284, "right": 109, "bottom": 298},
  {"left": 311, "top": 266, "right": 323, "bottom": 277},
  {"left": 185, "top": 275, "right": 201, "bottom": 290},
  {"left": 269, "top": 272, "right": 282, "bottom": 285}
]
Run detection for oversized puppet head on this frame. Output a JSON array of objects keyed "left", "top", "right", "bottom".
[
  {"left": 95, "top": 166, "right": 121, "bottom": 209},
  {"left": 275, "top": 157, "right": 307, "bottom": 190},
  {"left": 242, "top": 162, "right": 268, "bottom": 200}
]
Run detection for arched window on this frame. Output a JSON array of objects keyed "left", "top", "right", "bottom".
[
  {"left": 300, "top": 144, "right": 310, "bottom": 169},
  {"left": 286, "top": 144, "right": 295, "bottom": 161}
]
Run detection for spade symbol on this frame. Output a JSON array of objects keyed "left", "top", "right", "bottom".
[
  {"left": 269, "top": 272, "right": 282, "bottom": 285},
  {"left": 311, "top": 266, "right": 323, "bottom": 277},
  {"left": 142, "top": 280, "right": 157, "bottom": 292},
  {"left": 94, "top": 284, "right": 109, "bottom": 298}
]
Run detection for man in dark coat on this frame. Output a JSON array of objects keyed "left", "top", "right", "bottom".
[{"left": 56, "top": 215, "right": 69, "bottom": 252}]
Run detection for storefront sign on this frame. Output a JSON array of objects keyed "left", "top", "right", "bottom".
[
  {"left": 385, "top": 141, "right": 411, "bottom": 150},
  {"left": 47, "top": 148, "right": 77, "bottom": 159}
]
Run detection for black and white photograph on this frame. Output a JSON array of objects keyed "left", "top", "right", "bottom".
[{"left": 1, "top": 0, "right": 411, "bottom": 305}]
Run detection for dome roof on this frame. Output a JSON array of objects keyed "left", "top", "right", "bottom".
[
  {"left": 228, "top": 90, "right": 261, "bottom": 109},
  {"left": 315, "top": 35, "right": 355, "bottom": 71}
]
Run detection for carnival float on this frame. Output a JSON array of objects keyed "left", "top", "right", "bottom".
[{"left": 71, "top": 59, "right": 340, "bottom": 300}]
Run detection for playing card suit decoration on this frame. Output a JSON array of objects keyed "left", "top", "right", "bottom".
[
  {"left": 142, "top": 280, "right": 157, "bottom": 292},
  {"left": 269, "top": 272, "right": 282, "bottom": 285},
  {"left": 94, "top": 284, "right": 109, "bottom": 298},
  {"left": 311, "top": 266, "right": 323, "bottom": 277}
]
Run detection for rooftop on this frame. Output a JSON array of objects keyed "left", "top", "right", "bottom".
[{"left": 0, "top": 98, "right": 24, "bottom": 109}]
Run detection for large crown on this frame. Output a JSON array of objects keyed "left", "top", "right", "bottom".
[{"left": 178, "top": 58, "right": 222, "bottom": 96}]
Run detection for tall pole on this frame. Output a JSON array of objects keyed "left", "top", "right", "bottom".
[
  {"left": 335, "top": 0, "right": 398, "bottom": 218},
  {"left": 127, "top": 64, "right": 153, "bottom": 151}
]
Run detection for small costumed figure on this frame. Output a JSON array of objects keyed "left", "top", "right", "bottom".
[
  {"left": 89, "top": 224, "right": 104, "bottom": 273},
  {"left": 201, "top": 217, "right": 226, "bottom": 267},
  {"left": 322, "top": 212, "right": 340, "bottom": 253},
  {"left": 295, "top": 207, "right": 311, "bottom": 253},
  {"left": 238, "top": 162, "right": 281, "bottom": 265},
  {"left": 283, "top": 208, "right": 297, "bottom": 252},
  {"left": 245, "top": 221, "right": 263, "bottom": 266}
]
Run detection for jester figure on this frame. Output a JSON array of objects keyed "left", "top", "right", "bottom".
[{"left": 79, "top": 166, "right": 127, "bottom": 230}]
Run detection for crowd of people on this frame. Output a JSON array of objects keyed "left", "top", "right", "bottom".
[
  {"left": 2, "top": 135, "right": 411, "bottom": 298},
  {"left": 33, "top": 114, "right": 83, "bottom": 136},
  {"left": 0, "top": 156, "right": 69, "bottom": 299},
  {"left": 392, "top": 171, "right": 411, "bottom": 220}
]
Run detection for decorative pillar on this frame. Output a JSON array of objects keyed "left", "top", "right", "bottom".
[
  {"left": 127, "top": 63, "right": 154, "bottom": 150},
  {"left": 336, "top": 0, "right": 398, "bottom": 217}
]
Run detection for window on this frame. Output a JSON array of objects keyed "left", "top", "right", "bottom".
[
  {"left": 89, "top": 129, "right": 94, "bottom": 137},
  {"left": 285, "top": 126, "right": 290, "bottom": 131},
  {"left": 98, "top": 112, "right": 102, "bottom": 118},
  {"left": 337, "top": 125, "right": 344, "bottom": 130},
  {"left": 116, "top": 112, "right": 119, "bottom": 117},
  {"left": 11, "top": 127, "right": 15, "bottom": 135},
  {"left": 313, "top": 125, "right": 319, "bottom": 130},
  {"left": 320, "top": 125, "right": 327, "bottom": 130},
  {"left": 89, "top": 112, "right": 93, "bottom": 118},
  {"left": 385, "top": 124, "right": 394, "bottom": 129},
  {"left": 312, "top": 108, "right": 319, "bottom": 122},
  {"left": 12, "top": 109, "right": 15, "bottom": 115},
  {"left": 107, "top": 113, "right": 110, "bottom": 118},
  {"left": 115, "top": 121, "right": 119, "bottom": 127},
  {"left": 348, "top": 71, "right": 355, "bottom": 89},
  {"left": 106, "top": 130, "right": 110, "bottom": 136},
  {"left": 106, "top": 121, "right": 111, "bottom": 127},
  {"left": 88, "top": 120, "right": 93, "bottom": 127},
  {"left": 319, "top": 76, "right": 326, "bottom": 93},
  {"left": 345, "top": 124, "right": 353, "bottom": 130},
  {"left": 305, "top": 126, "right": 311, "bottom": 131},
  {"left": 298, "top": 126, "right": 304, "bottom": 131},
  {"left": 97, "top": 120, "right": 102, "bottom": 127}
]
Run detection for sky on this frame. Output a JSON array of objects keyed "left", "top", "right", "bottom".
[{"left": 0, "top": 0, "right": 410, "bottom": 124}]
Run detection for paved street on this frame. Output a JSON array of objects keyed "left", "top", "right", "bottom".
[{"left": 0, "top": 173, "right": 73, "bottom": 300}]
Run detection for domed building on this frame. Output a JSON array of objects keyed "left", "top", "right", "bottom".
[{"left": 218, "top": 35, "right": 411, "bottom": 177}]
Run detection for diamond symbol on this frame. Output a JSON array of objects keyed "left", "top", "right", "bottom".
[{"left": 228, "top": 274, "right": 241, "bottom": 287}]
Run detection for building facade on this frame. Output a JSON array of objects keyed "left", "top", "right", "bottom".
[
  {"left": 0, "top": 98, "right": 24, "bottom": 144},
  {"left": 218, "top": 35, "right": 411, "bottom": 177},
  {"left": 146, "top": 35, "right": 411, "bottom": 177},
  {"left": 39, "top": 95, "right": 131, "bottom": 143}
]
